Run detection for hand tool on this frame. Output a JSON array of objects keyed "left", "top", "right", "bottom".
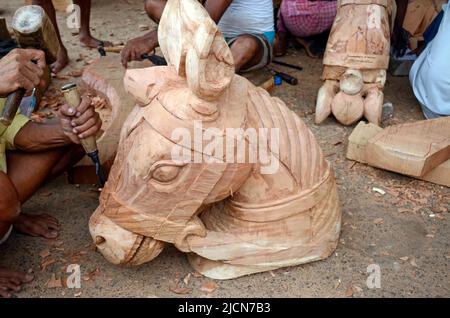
[
  {"left": 1, "top": 5, "right": 59, "bottom": 128},
  {"left": 61, "top": 83, "right": 106, "bottom": 187}
]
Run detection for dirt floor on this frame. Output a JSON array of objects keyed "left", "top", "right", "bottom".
[{"left": 0, "top": 0, "right": 449, "bottom": 298}]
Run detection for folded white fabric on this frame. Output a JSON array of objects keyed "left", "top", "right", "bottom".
[{"left": 0, "top": 225, "right": 13, "bottom": 245}]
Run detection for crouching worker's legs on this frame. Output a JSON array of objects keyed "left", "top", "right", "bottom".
[
  {"left": 229, "top": 34, "right": 272, "bottom": 73},
  {"left": 0, "top": 172, "right": 34, "bottom": 298}
]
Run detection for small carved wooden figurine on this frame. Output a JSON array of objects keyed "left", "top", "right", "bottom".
[
  {"left": 316, "top": 0, "right": 394, "bottom": 126},
  {"left": 89, "top": 0, "right": 342, "bottom": 279}
]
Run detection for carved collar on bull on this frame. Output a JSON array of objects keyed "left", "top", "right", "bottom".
[{"left": 89, "top": 0, "right": 342, "bottom": 280}]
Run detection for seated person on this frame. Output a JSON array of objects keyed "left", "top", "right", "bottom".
[
  {"left": 273, "top": 0, "right": 337, "bottom": 58},
  {"left": 0, "top": 48, "right": 102, "bottom": 298},
  {"left": 392, "top": 0, "right": 447, "bottom": 56},
  {"left": 409, "top": 2, "right": 449, "bottom": 119},
  {"left": 121, "top": 0, "right": 275, "bottom": 73}
]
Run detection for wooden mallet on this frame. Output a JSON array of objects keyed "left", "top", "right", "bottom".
[{"left": 0, "top": 5, "right": 59, "bottom": 128}]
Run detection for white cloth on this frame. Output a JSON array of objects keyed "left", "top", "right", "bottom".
[
  {"left": 0, "top": 226, "right": 12, "bottom": 245},
  {"left": 218, "top": 0, "right": 275, "bottom": 38},
  {"left": 410, "top": 4, "right": 450, "bottom": 117}
]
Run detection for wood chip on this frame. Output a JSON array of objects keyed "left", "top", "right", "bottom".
[
  {"left": 372, "top": 187, "right": 386, "bottom": 195},
  {"left": 46, "top": 274, "right": 62, "bottom": 288},
  {"left": 183, "top": 273, "right": 191, "bottom": 286},
  {"left": 169, "top": 284, "right": 192, "bottom": 295},
  {"left": 374, "top": 218, "right": 384, "bottom": 225},
  {"left": 345, "top": 285, "right": 354, "bottom": 297},
  {"left": 40, "top": 259, "right": 57, "bottom": 271},
  {"left": 39, "top": 249, "right": 51, "bottom": 259},
  {"left": 200, "top": 281, "right": 218, "bottom": 293}
]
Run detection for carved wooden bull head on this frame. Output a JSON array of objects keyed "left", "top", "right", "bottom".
[{"left": 90, "top": 0, "right": 342, "bottom": 279}]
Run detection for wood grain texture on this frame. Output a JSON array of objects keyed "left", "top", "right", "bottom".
[
  {"left": 316, "top": 0, "right": 393, "bottom": 126},
  {"left": 347, "top": 120, "right": 450, "bottom": 187},
  {"left": 89, "top": 0, "right": 341, "bottom": 279}
]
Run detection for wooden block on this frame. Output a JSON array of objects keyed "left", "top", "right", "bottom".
[
  {"left": 347, "top": 121, "right": 383, "bottom": 163},
  {"left": 366, "top": 118, "right": 450, "bottom": 177},
  {"left": 422, "top": 159, "right": 450, "bottom": 188},
  {"left": 347, "top": 118, "right": 450, "bottom": 187}
]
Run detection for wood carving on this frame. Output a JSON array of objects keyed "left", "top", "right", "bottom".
[
  {"left": 347, "top": 119, "right": 450, "bottom": 187},
  {"left": 316, "top": 0, "right": 394, "bottom": 126},
  {"left": 89, "top": 0, "right": 342, "bottom": 280}
]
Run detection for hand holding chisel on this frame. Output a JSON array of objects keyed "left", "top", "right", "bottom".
[{"left": 60, "top": 83, "right": 106, "bottom": 187}]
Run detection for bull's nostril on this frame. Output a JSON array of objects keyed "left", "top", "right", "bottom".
[{"left": 95, "top": 236, "right": 106, "bottom": 245}]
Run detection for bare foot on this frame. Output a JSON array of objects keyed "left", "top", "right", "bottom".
[
  {"left": 79, "top": 35, "right": 113, "bottom": 49},
  {"left": 13, "top": 214, "right": 60, "bottom": 239},
  {"left": 273, "top": 32, "right": 288, "bottom": 57},
  {"left": 0, "top": 267, "right": 34, "bottom": 298},
  {"left": 51, "top": 47, "right": 69, "bottom": 74}
]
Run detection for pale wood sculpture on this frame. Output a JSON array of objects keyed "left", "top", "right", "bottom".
[
  {"left": 347, "top": 119, "right": 450, "bottom": 187},
  {"left": 316, "top": 0, "right": 394, "bottom": 126},
  {"left": 89, "top": 0, "right": 342, "bottom": 279}
]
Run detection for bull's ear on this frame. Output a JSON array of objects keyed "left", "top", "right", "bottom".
[{"left": 158, "top": 0, "right": 234, "bottom": 101}]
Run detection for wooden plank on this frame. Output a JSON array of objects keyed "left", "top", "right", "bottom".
[{"left": 347, "top": 119, "right": 450, "bottom": 187}]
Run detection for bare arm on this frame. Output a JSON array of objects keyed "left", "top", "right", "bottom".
[
  {"left": 204, "top": 0, "right": 234, "bottom": 23},
  {"left": 14, "top": 97, "right": 102, "bottom": 152}
]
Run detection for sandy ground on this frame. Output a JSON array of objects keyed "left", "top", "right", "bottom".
[{"left": 0, "top": 0, "right": 449, "bottom": 298}]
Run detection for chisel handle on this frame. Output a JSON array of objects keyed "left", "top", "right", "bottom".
[
  {"left": 0, "top": 88, "right": 26, "bottom": 126},
  {"left": 61, "top": 83, "right": 98, "bottom": 154},
  {"left": 275, "top": 71, "right": 298, "bottom": 86}
]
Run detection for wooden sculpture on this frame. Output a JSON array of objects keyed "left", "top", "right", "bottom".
[
  {"left": 316, "top": 0, "right": 394, "bottom": 126},
  {"left": 89, "top": 0, "right": 342, "bottom": 279},
  {"left": 347, "top": 119, "right": 450, "bottom": 187}
]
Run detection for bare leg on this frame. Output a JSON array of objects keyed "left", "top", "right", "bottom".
[
  {"left": 229, "top": 35, "right": 264, "bottom": 73},
  {"left": 145, "top": 0, "right": 167, "bottom": 23},
  {"left": 32, "top": 0, "right": 69, "bottom": 74},
  {"left": 0, "top": 172, "right": 33, "bottom": 298},
  {"left": 73, "top": 0, "right": 112, "bottom": 48}
]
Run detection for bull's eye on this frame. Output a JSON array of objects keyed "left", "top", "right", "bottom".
[{"left": 149, "top": 161, "right": 186, "bottom": 183}]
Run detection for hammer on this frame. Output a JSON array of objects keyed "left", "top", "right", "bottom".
[{"left": 0, "top": 5, "right": 59, "bottom": 127}]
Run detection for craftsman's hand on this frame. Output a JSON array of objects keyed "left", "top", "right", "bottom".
[
  {"left": 0, "top": 48, "right": 46, "bottom": 97},
  {"left": 58, "top": 96, "right": 102, "bottom": 144},
  {"left": 121, "top": 30, "right": 158, "bottom": 68}
]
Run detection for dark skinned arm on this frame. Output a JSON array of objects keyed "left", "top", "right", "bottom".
[
  {"left": 14, "top": 97, "right": 101, "bottom": 152},
  {"left": 204, "top": 0, "right": 234, "bottom": 24}
]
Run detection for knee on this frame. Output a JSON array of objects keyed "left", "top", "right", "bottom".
[
  {"left": 145, "top": 0, "right": 165, "bottom": 22},
  {"left": 0, "top": 174, "right": 20, "bottom": 223},
  {"left": 231, "top": 35, "right": 260, "bottom": 58}
]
